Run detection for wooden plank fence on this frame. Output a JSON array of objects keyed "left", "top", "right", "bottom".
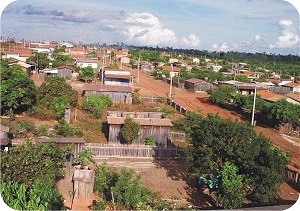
[
  {"left": 85, "top": 143, "right": 177, "bottom": 159},
  {"left": 140, "top": 96, "right": 166, "bottom": 103},
  {"left": 168, "top": 131, "right": 186, "bottom": 141},
  {"left": 286, "top": 168, "right": 300, "bottom": 190},
  {"left": 169, "top": 99, "right": 189, "bottom": 114}
]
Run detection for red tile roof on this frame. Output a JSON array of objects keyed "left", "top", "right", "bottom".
[
  {"left": 162, "top": 66, "right": 180, "bottom": 72},
  {"left": 281, "top": 82, "right": 300, "bottom": 88},
  {"left": 257, "top": 90, "right": 286, "bottom": 102}
]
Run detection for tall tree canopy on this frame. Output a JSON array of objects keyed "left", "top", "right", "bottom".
[
  {"left": 30, "top": 76, "right": 78, "bottom": 119},
  {"left": 0, "top": 64, "right": 36, "bottom": 115},
  {"left": 177, "top": 113, "right": 290, "bottom": 207}
]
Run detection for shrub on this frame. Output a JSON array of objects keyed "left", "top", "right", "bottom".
[
  {"left": 121, "top": 117, "right": 140, "bottom": 144},
  {"left": 54, "top": 120, "right": 83, "bottom": 137},
  {"left": 82, "top": 95, "right": 112, "bottom": 118}
]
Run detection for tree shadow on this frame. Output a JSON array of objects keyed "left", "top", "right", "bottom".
[
  {"left": 101, "top": 121, "right": 109, "bottom": 141},
  {"left": 152, "top": 158, "right": 215, "bottom": 209}
]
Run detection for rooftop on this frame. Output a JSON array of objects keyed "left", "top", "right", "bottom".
[
  {"left": 107, "top": 117, "right": 173, "bottom": 127},
  {"left": 83, "top": 84, "right": 132, "bottom": 92}
]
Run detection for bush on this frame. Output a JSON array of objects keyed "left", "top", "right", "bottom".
[
  {"left": 121, "top": 117, "right": 140, "bottom": 144},
  {"left": 83, "top": 95, "right": 112, "bottom": 118},
  {"left": 54, "top": 120, "right": 83, "bottom": 137},
  {"left": 132, "top": 89, "right": 142, "bottom": 105},
  {"left": 145, "top": 137, "right": 156, "bottom": 146},
  {"left": 34, "top": 124, "right": 49, "bottom": 137}
]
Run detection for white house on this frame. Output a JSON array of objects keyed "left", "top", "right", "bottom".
[
  {"left": 76, "top": 59, "right": 98, "bottom": 69},
  {"left": 210, "top": 65, "right": 223, "bottom": 72},
  {"left": 192, "top": 58, "right": 200, "bottom": 64},
  {"left": 169, "top": 58, "right": 178, "bottom": 64}
]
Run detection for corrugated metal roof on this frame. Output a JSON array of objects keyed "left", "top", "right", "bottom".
[
  {"left": 83, "top": 84, "right": 132, "bottom": 92},
  {"left": 105, "top": 74, "right": 131, "bottom": 79},
  {"left": 107, "top": 117, "right": 173, "bottom": 126},
  {"left": 35, "top": 137, "right": 86, "bottom": 144},
  {"left": 185, "top": 78, "right": 208, "bottom": 84}
]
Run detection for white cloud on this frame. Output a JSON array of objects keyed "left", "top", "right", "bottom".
[
  {"left": 123, "top": 12, "right": 177, "bottom": 46},
  {"left": 182, "top": 34, "right": 201, "bottom": 47},
  {"left": 279, "top": 19, "right": 293, "bottom": 26},
  {"left": 269, "top": 19, "right": 299, "bottom": 49},
  {"left": 255, "top": 35, "right": 261, "bottom": 41},
  {"left": 212, "top": 42, "right": 232, "bottom": 51}
]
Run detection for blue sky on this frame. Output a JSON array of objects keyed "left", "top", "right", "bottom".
[{"left": 1, "top": 0, "right": 299, "bottom": 55}]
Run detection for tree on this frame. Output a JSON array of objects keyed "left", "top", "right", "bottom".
[
  {"left": 82, "top": 95, "right": 112, "bottom": 118},
  {"left": 79, "top": 66, "right": 95, "bottom": 82},
  {"left": 112, "top": 168, "right": 152, "bottom": 210},
  {"left": 121, "top": 117, "right": 140, "bottom": 144},
  {"left": 180, "top": 114, "right": 290, "bottom": 206},
  {"left": 218, "top": 162, "right": 245, "bottom": 209},
  {"left": 0, "top": 64, "right": 36, "bottom": 115},
  {"left": 0, "top": 142, "right": 71, "bottom": 210},
  {"left": 267, "top": 99, "right": 300, "bottom": 126},
  {"left": 1, "top": 141, "right": 73, "bottom": 186},
  {"left": 31, "top": 77, "right": 78, "bottom": 119},
  {"left": 26, "top": 53, "right": 50, "bottom": 69},
  {"left": 209, "top": 84, "right": 237, "bottom": 105}
]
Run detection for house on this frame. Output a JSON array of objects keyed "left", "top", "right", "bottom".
[
  {"left": 107, "top": 112, "right": 173, "bottom": 145},
  {"left": 235, "top": 83, "right": 269, "bottom": 95},
  {"left": 103, "top": 69, "right": 131, "bottom": 86},
  {"left": 185, "top": 78, "right": 214, "bottom": 92},
  {"left": 192, "top": 58, "right": 200, "bottom": 64},
  {"left": 115, "top": 49, "right": 129, "bottom": 59},
  {"left": 281, "top": 82, "right": 300, "bottom": 93},
  {"left": 169, "top": 58, "right": 178, "bottom": 64},
  {"left": 162, "top": 65, "right": 180, "bottom": 77},
  {"left": 284, "top": 93, "right": 300, "bottom": 105},
  {"left": 34, "top": 137, "right": 86, "bottom": 158},
  {"left": 121, "top": 56, "right": 130, "bottom": 64},
  {"left": 8, "top": 58, "right": 36, "bottom": 74},
  {"left": 76, "top": 58, "right": 98, "bottom": 69},
  {"left": 210, "top": 65, "right": 223, "bottom": 72},
  {"left": 83, "top": 84, "right": 133, "bottom": 104},
  {"left": 42, "top": 66, "right": 73, "bottom": 79},
  {"left": 257, "top": 90, "right": 287, "bottom": 103}
]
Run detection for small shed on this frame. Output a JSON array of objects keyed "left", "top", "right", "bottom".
[
  {"left": 185, "top": 78, "right": 214, "bottom": 92},
  {"left": 107, "top": 116, "right": 173, "bottom": 145},
  {"left": 73, "top": 169, "right": 95, "bottom": 199},
  {"left": 83, "top": 84, "right": 132, "bottom": 104},
  {"left": 34, "top": 137, "right": 86, "bottom": 158}
]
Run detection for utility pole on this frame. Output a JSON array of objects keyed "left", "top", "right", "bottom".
[
  {"left": 169, "top": 64, "right": 173, "bottom": 99},
  {"left": 251, "top": 86, "right": 257, "bottom": 126},
  {"left": 137, "top": 53, "right": 140, "bottom": 83}
]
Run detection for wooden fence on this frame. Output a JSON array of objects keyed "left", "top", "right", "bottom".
[
  {"left": 140, "top": 96, "right": 166, "bottom": 103},
  {"left": 168, "top": 131, "right": 186, "bottom": 141},
  {"left": 169, "top": 99, "right": 189, "bottom": 114},
  {"left": 286, "top": 168, "right": 300, "bottom": 190},
  {"left": 85, "top": 143, "right": 177, "bottom": 159}
]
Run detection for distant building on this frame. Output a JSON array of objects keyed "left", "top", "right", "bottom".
[
  {"left": 169, "top": 58, "right": 178, "bottom": 64},
  {"left": 185, "top": 78, "right": 214, "bottom": 92},
  {"left": 210, "top": 65, "right": 223, "bottom": 72},
  {"left": 42, "top": 66, "right": 73, "bottom": 79},
  {"left": 192, "top": 58, "right": 200, "bottom": 64}
]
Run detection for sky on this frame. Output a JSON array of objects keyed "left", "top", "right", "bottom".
[{"left": 0, "top": 0, "right": 299, "bottom": 55}]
